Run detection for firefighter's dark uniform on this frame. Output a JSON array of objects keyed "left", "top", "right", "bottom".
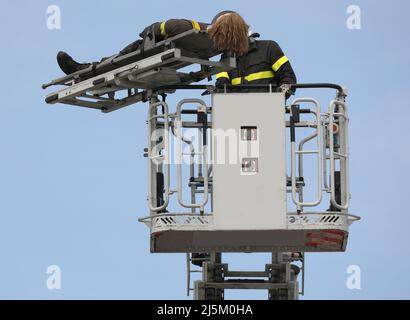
[
  {"left": 120, "top": 19, "right": 209, "bottom": 55},
  {"left": 215, "top": 39, "right": 297, "bottom": 92}
]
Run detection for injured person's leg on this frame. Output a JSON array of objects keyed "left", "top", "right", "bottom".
[{"left": 57, "top": 39, "right": 144, "bottom": 75}]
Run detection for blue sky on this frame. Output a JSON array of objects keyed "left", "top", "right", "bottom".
[{"left": 0, "top": 0, "right": 409, "bottom": 299}]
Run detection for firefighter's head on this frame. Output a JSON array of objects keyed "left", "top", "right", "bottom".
[{"left": 208, "top": 11, "right": 250, "bottom": 55}]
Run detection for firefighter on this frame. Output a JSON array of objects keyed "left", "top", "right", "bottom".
[
  {"left": 192, "top": 12, "right": 299, "bottom": 268},
  {"left": 209, "top": 12, "right": 297, "bottom": 96}
]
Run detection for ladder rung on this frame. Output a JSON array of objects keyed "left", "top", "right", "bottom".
[
  {"left": 333, "top": 152, "right": 348, "bottom": 158},
  {"left": 149, "top": 114, "right": 166, "bottom": 120},
  {"left": 149, "top": 155, "right": 164, "bottom": 160},
  {"left": 296, "top": 150, "right": 319, "bottom": 155},
  {"left": 182, "top": 152, "right": 204, "bottom": 156}
]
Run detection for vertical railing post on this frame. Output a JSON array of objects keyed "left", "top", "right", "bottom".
[
  {"left": 328, "top": 99, "right": 350, "bottom": 210},
  {"left": 147, "top": 100, "right": 170, "bottom": 213},
  {"left": 176, "top": 99, "right": 210, "bottom": 211},
  {"left": 290, "top": 98, "right": 323, "bottom": 209}
]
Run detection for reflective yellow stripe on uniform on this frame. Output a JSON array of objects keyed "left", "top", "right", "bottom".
[
  {"left": 216, "top": 72, "right": 229, "bottom": 80},
  {"left": 160, "top": 21, "right": 167, "bottom": 37},
  {"left": 231, "top": 70, "right": 275, "bottom": 85},
  {"left": 245, "top": 71, "right": 274, "bottom": 82},
  {"left": 231, "top": 77, "right": 242, "bottom": 85},
  {"left": 191, "top": 20, "right": 201, "bottom": 31},
  {"left": 272, "top": 56, "right": 289, "bottom": 72}
]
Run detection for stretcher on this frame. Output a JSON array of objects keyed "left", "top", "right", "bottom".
[{"left": 42, "top": 29, "right": 236, "bottom": 113}]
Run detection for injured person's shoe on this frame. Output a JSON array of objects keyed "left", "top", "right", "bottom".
[{"left": 57, "top": 51, "right": 91, "bottom": 75}]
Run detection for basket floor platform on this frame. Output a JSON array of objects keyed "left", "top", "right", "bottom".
[
  {"left": 140, "top": 212, "right": 358, "bottom": 253},
  {"left": 151, "top": 229, "right": 349, "bottom": 253}
]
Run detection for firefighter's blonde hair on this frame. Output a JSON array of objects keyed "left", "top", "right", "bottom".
[{"left": 208, "top": 13, "right": 249, "bottom": 55}]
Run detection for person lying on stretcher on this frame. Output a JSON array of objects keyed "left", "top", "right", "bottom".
[{"left": 57, "top": 11, "right": 243, "bottom": 76}]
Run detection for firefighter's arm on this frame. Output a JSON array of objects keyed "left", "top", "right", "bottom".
[
  {"left": 270, "top": 41, "right": 297, "bottom": 86},
  {"left": 215, "top": 71, "right": 231, "bottom": 86},
  {"left": 214, "top": 52, "right": 231, "bottom": 86}
]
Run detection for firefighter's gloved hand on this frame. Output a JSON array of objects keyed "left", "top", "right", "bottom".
[
  {"left": 278, "top": 83, "right": 293, "bottom": 94},
  {"left": 215, "top": 78, "right": 230, "bottom": 87},
  {"left": 278, "top": 83, "right": 294, "bottom": 100},
  {"left": 215, "top": 77, "right": 230, "bottom": 93}
]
